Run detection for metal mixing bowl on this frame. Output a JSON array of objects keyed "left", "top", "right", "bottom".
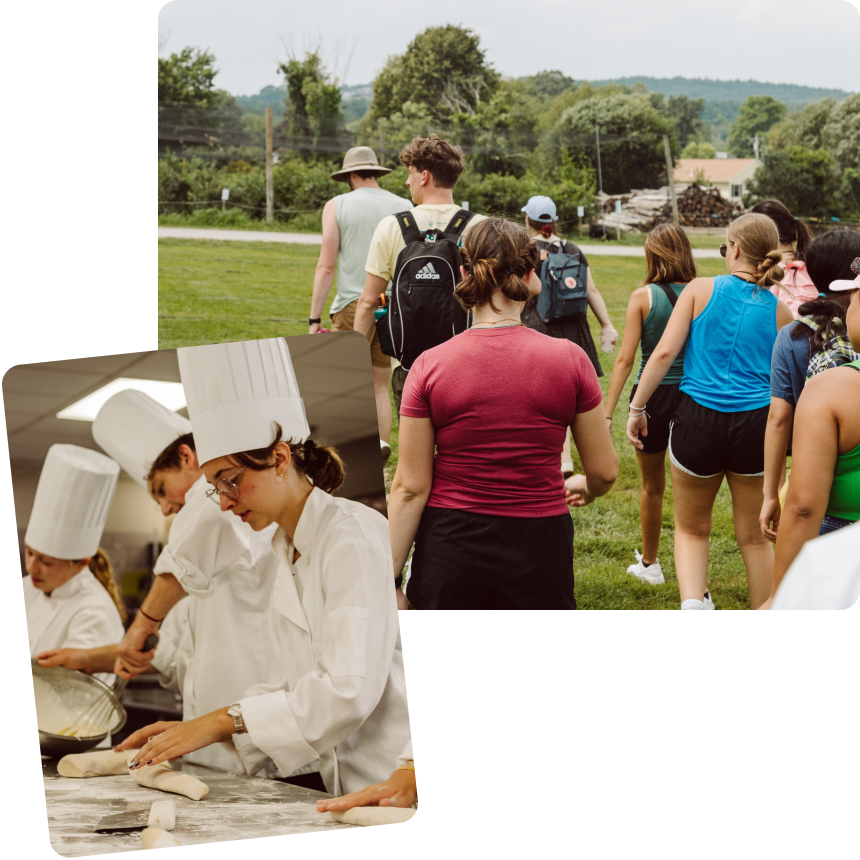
[{"left": 32, "top": 660, "right": 127, "bottom": 758}]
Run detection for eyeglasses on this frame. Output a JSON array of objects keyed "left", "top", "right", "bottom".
[
  {"left": 205, "top": 467, "right": 248, "bottom": 503},
  {"left": 720, "top": 241, "right": 738, "bottom": 258}
]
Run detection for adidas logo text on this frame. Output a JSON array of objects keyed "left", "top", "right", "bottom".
[{"left": 415, "top": 262, "right": 441, "bottom": 280}]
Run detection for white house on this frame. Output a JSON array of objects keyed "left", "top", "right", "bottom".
[{"left": 673, "top": 158, "right": 762, "bottom": 202}]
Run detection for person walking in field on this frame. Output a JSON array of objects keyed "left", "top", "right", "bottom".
[
  {"left": 626, "top": 213, "right": 793, "bottom": 610},
  {"left": 308, "top": 146, "right": 411, "bottom": 461},
  {"left": 750, "top": 198, "right": 816, "bottom": 318},
  {"left": 351, "top": 134, "right": 486, "bottom": 418},
  {"left": 388, "top": 218, "right": 617, "bottom": 610},
  {"left": 520, "top": 195, "right": 618, "bottom": 476},
  {"left": 604, "top": 224, "right": 697, "bottom": 585}
]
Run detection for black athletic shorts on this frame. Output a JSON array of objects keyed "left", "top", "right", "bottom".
[
  {"left": 406, "top": 506, "right": 576, "bottom": 610},
  {"left": 668, "top": 391, "right": 769, "bottom": 478},
  {"left": 630, "top": 383, "right": 681, "bottom": 454}
]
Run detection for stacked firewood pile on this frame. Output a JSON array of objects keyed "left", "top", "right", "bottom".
[
  {"left": 649, "top": 184, "right": 741, "bottom": 229},
  {"left": 596, "top": 185, "right": 743, "bottom": 232}
]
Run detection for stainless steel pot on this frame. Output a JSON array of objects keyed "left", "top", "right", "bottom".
[{"left": 32, "top": 660, "right": 127, "bottom": 758}]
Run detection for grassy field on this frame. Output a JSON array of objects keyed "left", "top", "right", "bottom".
[{"left": 159, "top": 238, "right": 755, "bottom": 609}]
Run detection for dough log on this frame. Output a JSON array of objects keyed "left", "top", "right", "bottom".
[
  {"left": 141, "top": 827, "right": 179, "bottom": 849},
  {"left": 57, "top": 749, "right": 141, "bottom": 778},
  {"left": 148, "top": 800, "right": 176, "bottom": 830},
  {"left": 330, "top": 807, "right": 416, "bottom": 826},
  {"left": 127, "top": 754, "right": 209, "bottom": 801}
]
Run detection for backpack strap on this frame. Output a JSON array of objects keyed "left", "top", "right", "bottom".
[
  {"left": 441, "top": 209, "right": 474, "bottom": 240},
  {"left": 395, "top": 211, "right": 422, "bottom": 246},
  {"left": 654, "top": 281, "right": 679, "bottom": 309}
]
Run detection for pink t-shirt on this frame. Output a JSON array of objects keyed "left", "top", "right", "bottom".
[
  {"left": 770, "top": 260, "right": 819, "bottom": 318},
  {"left": 400, "top": 326, "right": 604, "bottom": 517}
]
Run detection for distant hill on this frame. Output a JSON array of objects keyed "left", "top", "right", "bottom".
[
  {"left": 586, "top": 76, "right": 852, "bottom": 107},
  {"left": 233, "top": 83, "right": 370, "bottom": 125}
]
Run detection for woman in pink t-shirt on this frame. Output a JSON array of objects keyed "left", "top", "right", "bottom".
[
  {"left": 751, "top": 199, "right": 817, "bottom": 317},
  {"left": 388, "top": 218, "right": 618, "bottom": 609}
]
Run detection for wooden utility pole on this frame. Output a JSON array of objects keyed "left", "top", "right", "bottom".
[
  {"left": 265, "top": 107, "right": 274, "bottom": 224},
  {"left": 380, "top": 129, "right": 385, "bottom": 167},
  {"left": 663, "top": 135, "right": 679, "bottom": 226},
  {"left": 595, "top": 123, "right": 606, "bottom": 238}
]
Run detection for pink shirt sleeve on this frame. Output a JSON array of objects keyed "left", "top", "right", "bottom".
[
  {"left": 399, "top": 353, "right": 431, "bottom": 418},
  {"left": 567, "top": 341, "right": 603, "bottom": 418}
]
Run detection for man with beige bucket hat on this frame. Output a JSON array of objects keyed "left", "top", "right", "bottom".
[{"left": 309, "top": 146, "right": 411, "bottom": 461}]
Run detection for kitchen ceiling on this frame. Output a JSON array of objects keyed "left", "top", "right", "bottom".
[{"left": 3, "top": 334, "right": 378, "bottom": 473}]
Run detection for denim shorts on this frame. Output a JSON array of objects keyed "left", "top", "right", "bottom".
[{"left": 819, "top": 514, "right": 856, "bottom": 536}]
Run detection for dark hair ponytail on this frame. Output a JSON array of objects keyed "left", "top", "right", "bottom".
[
  {"left": 456, "top": 218, "right": 538, "bottom": 313},
  {"left": 233, "top": 423, "right": 345, "bottom": 495},
  {"left": 791, "top": 228, "right": 860, "bottom": 350},
  {"left": 750, "top": 199, "right": 811, "bottom": 261}
]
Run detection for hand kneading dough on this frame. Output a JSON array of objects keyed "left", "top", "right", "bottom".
[
  {"left": 148, "top": 800, "right": 176, "bottom": 830},
  {"left": 126, "top": 754, "right": 209, "bottom": 801},
  {"left": 330, "top": 807, "right": 416, "bottom": 826},
  {"left": 141, "top": 828, "right": 179, "bottom": 849},
  {"left": 57, "top": 749, "right": 141, "bottom": 778}
]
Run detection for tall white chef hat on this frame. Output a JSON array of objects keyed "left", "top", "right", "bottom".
[
  {"left": 92, "top": 390, "right": 192, "bottom": 489},
  {"left": 24, "top": 444, "right": 120, "bottom": 560},
  {"left": 177, "top": 338, "right": 310, "bottom": 466}
]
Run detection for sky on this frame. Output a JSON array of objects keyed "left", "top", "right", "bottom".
[{"left": 158, "top": 0, "right": 860, "bottom": 96}]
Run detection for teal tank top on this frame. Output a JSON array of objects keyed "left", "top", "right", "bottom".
[
  {"left": 634, "top": 283, "right": 687, "bottom": 386},
  {"left": 679, "top": 274, "right": 777, "bottom": 412}
]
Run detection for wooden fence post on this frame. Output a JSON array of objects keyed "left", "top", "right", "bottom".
[
  {"left": 266, "top": 107, "right": 274, "bottom": 224},
  {"left": 663, "top": 135, "right": 679, "bottom": 226}
]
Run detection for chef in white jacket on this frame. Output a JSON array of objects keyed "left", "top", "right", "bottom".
[
  {"left": 23, "top": 445, "right": 125, "bottom": 677},
  {"left": 119, "top": 338, "right": 411, "bottom": 797},
  {"left": 92, "top": 390, "right": 280, "bottom": 772}
]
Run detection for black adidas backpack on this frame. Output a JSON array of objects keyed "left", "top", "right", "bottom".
[{"left": 375, "top": 208, "right": 475, "bottom": 371}]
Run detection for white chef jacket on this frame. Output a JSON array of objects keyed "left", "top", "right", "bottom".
[
  {"left": 23, "top": 569, "right": 125, "bottom": 686},
  {"left": 233, "top": 487, "right": 411, "bottom": 796},
  {"left": 150, "top": 476, "right": 281, "bottom": 772}
]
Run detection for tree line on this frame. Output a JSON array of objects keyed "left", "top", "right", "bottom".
[{"left": 158, "top": 27, "right": 859, "bottom": 225}]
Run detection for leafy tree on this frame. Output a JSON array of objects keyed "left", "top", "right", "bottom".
[
  {"left": 368, "top": 25, "right": 500, "bottom": 124},
  {"left": 158, "top": 47, "right": 219, "bottom": 106},
  {"left": 528, "top": 70, "right": 576, "bottom": 101},
  {"left": 767, "top": 98, "right": 836, "bottom": 153},
  {"left": 838, "top": 168, "right": 860, "bottom": 217},
  {"left": 744, "top": 146, "right": 840, "bottom": 217},
  {"left": 664, "top": 95, "right": 708, "bottom": 148},
  {"left": 820, "top": 92, "right": 860, "bottom": 171},
  {"left": 727, "top": 95, "right": 787, "bottom": 157},
  {"left": 279, "top": 52, "right": 345, "bottom": 159},
  {"left": 681, "top": 141, "right": 717, "bottom": 158},
  {"left": 544, "top": 94, "right": 676, "bottom": 194},
  {"left": 158, "top": 48, "right": 243, "bottom": 157}
]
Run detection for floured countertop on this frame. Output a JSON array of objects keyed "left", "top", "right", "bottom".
[{"left": 42, "top": 757, "right": 354, "bottom": 855}]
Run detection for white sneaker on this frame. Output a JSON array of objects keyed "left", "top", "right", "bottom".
[
  {"left": 626, "top": 550, "right": 665, "bottom": 584},
  {"left": 681, "top": 590, "right": 716, "bottom": 610},
  {"left": 561, "top": 458, "right": 574, "bottom": 477},
  {"left": 380, "top": 440, "right": 391, "bottom": 462},
  {"left": 703, "top": 590, "right": 715, "bottom": 610}
]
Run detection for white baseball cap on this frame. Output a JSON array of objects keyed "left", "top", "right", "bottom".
[{"left": 521, "top": 196, "right": 558, "bottom": 223}]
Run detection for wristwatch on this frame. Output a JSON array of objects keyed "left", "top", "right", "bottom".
[{"left": 227, "top": 703, "right": 246, "bottom": 735}]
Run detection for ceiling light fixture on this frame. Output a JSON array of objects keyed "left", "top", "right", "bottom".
[{"left": 57, "top": 378, "right": 186, "bottom": 422}]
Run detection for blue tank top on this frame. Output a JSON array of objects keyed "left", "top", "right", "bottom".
[{"left": 679, "top": 274, "right": 777, "bottom": 412}]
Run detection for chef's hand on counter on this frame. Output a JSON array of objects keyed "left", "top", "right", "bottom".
[
  {"left": 316, "top": 765, "right": 417, "bottom": 812},
  {"left": 119, "top": 708, "right": 235, "bottom": 768}
]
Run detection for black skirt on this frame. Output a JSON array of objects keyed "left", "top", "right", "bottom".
[
  {"left": 521, "top": 299, "right": 603, "bottom": 377},
  {"left": 406, "top": 506, "right": 576, "bottom": 610}
]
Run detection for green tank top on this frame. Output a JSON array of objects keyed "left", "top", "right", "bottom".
[
  {"left": 634, "top": 283, "right": 687, "bottom": 386},
  {"left": 826, "top": 359, "right": 860, "bottom": 521}
]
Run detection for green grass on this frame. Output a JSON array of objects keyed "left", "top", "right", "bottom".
[{"left": 159, "top": 239, "right": 753, "bottom": 609}]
